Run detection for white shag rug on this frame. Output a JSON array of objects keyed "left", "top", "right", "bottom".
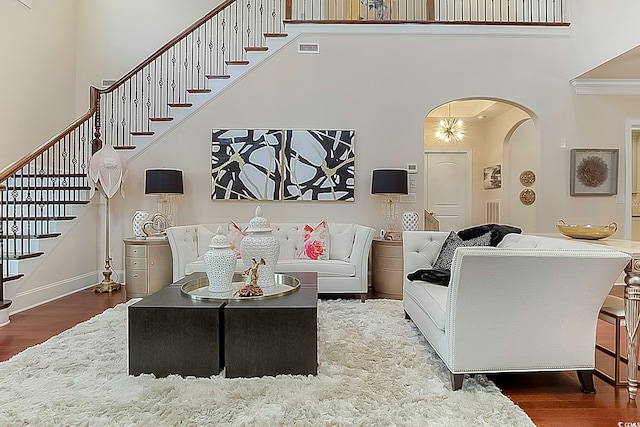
[{"left": 0, "top": 299, "right": 534, "bottom": 426}]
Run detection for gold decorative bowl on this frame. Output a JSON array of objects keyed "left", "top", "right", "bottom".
[{"left": 555, "top": 219, "right": 617, "bottom": 240}]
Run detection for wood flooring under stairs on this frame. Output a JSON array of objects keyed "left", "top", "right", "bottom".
[{"left": 0, "top": 285, "right": 638, "bottom": 426}]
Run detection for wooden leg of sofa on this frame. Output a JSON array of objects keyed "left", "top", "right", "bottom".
[
  {"left": 360, "top": 293, "right": 366, "bottom": 303},
  {"left": 450, "top": 373, "right": 464, "bottom": 391},
  {"left": 577, "top": 370, "right": 596, "bottom": 393}
]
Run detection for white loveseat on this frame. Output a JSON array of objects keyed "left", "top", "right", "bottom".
[
  {"left": 166, "top": 222, "right": 375, "bottom": 301},
  {"left": 402, "top": 231, "right": 630, "bottom": 391}
]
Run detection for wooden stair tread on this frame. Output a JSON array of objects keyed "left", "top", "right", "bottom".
[
  {"left": 226, "top": 60, "right": 249, "bottom": 65},
  {"left": 168, "top": 103, "right": 193, "bottom": 108},
  {"left": 149, "top": 117, "right": 174, "bottom": 122},
  {"left": 264, "top": 33, "right": 288, "bottom": 37},
  {"left": 0, "top": 300, "right": 12, "bottom": 310},
  {"left": 113, "top": 146, "right": 137, "bottom": 150},
  {"left": 131, "top": 131, "right": 154, "bottom": 136},
  {"left": 206, "top": 75, "right": 231, "bottom": 80},
  {"left": 0, "top": 233, "right": 61, "bottom": 239},
  {"left": 245, "top": 47, "right": 268, "bottom": 52},
  {"left": 0, "top": 200, "right": 90, "bottom": 205},
  {"left": 9, "top": 173, "right": 87, "bottom": 178},
  {"left": 4, "top": 252, "right": 44, "bottom": 261},
  {"left": 187, "top": 89, "right": 212, "bottom": 93},
  {"left": 1, "top": 275, "right": 22, "bottom": 283},
  {"left": 3, "top": 216, "right": 76, "bottom": 221},
  {"left": 2, "top": 186, "right": 91, "bottom": 191}
]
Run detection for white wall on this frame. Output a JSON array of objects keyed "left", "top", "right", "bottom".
[
  {"left": 74, "top": 0, "right": 220, "bottom": 114},
  {"left": 0, "top": 0, "right": 77, "bottom": 171},
  {"left": 569, "top": 1, "right": 640, "bottom": 78}
]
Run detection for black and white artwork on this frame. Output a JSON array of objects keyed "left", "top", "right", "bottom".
[
  {"left": 211, "top": 129, "right": 355, "bottom": 201},
  {"left": 283, "top": 130, "right": 355, "bottom": 201},
  {"left": 211, "top": 129, "right": 283, "bottom": 200}
]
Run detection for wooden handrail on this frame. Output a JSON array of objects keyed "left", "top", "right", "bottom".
[
  {"left": 0, "top": 87, "right": 99, "bottom": 183},
  {"left": 101, "top": 0, "right": 237, "bottom": 93}
]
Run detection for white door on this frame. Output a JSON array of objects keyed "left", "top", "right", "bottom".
[{"left": 425, "top": 151, "right": 471, "bottom": 231}]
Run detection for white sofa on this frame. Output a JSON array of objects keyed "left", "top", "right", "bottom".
[
  {"left": 402, "top": 231, "right": 631, "bottom": 391},
  {"left": 166, "top": 222, "right": 375, "bottom": 301}
]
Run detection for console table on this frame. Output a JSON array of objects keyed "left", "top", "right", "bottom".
[{"left": 538, "top": 234, "right": 640, "bottom": 400}]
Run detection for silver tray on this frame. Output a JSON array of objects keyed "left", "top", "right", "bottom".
[{"left": 181, "top": 272, "right": 300, "bottom": 301}]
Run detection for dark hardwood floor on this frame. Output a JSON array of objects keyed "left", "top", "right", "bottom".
[{"left": 0, "top": 286, "right": 639, "bottom": 426}]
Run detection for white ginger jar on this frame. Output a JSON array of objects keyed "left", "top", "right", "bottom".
[
  {"left": 204, "top": 226, "right": 237, "bottom": 294},
  {"left": 240, "top": 206, "right": 280, "bottom": 288},
  {"left": 132, "top": 210, "right": 150, "bottom": 239}
]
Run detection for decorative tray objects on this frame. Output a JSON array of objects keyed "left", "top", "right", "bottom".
[
  {"left": 181, "top": 272, "right": 300, "bottom": 301},
  {"left": 555, "top": 219, "right": 617, "bottom": 240}
]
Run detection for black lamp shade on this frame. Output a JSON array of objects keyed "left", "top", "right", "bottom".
[
  {"left": 371, "top": 169, "right": 408, "bottom": 194},
  {"left": 145, "top": 169, "right": 184, "bottom": 194}
]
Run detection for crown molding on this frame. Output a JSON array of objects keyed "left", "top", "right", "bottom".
[{"left": 570, "top": 79, "right": 640, "bottom": 95}]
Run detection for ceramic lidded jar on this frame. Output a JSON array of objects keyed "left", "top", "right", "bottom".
[
  {"left": 240, "top": 206, "right": 280, "bottom": 288},
  {"left": 204, "top": 226, "right": 237, "bottom": 294}
]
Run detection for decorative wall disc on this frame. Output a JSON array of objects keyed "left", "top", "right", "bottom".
[
  {"left": 519, "top": 170, "right": 536, "bottom": 187},
  {"left": 519, "top": 188, "right": 536, "bottom": 205}
]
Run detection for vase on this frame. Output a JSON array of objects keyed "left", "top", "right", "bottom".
[
  {"left": 132, "top": 210, "right": 150, "bottom": 239},
  {"left": 204, "top": 227, "right": 237, "bottom": 294},
  {"left": 240, "top": 206, "right": 280, "bottom": 288},
  {"left": 402, "top": 211, "right": 419, "bottom": 231}
]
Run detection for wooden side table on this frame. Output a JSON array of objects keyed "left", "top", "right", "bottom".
[
  {"left": 371, "top": 238, "right": 404, "bottom": 300},
  {"left": 123, "top": 237, "right": 173, "bottom": 298}
]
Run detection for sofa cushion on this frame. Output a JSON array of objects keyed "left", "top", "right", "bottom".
[
  {"left": 433, "top": 231, "right": 491, "bottom": 270},
  {"left": 404, "top": 280, "right": 449, "bottom": 331},
  {"left": 329, "top": 224, "right": 355, "bottom": 261},
  {"left": 296, "top": 221, "right": 329, "bottom": 260}
]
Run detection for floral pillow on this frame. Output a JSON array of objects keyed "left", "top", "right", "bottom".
[{"left": 295, "top": 221, "right": 329, "bottom": 260}]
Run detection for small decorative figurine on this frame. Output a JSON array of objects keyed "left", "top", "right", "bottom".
[{"left": 236, "top": 258, "right": 265, "bottom": 297}]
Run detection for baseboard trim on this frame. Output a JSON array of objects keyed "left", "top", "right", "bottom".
[{"left": 9, "top": 271, "right": 100, "bottom": 315}]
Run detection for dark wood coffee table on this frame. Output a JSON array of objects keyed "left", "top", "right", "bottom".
[{"left": 128, "top": 271, "right": 318, "bottom": 379}]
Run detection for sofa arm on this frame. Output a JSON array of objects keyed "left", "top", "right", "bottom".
[
  {"left": 165, "top": 225, "right": 199, "bottom": 281},
  {"left": 350, "top": 225, "right": 375, "bottom": 282}
]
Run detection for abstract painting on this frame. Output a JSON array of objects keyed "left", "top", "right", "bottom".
[
  {"left": 211, "top": 129, "right": 283, "bottom": 200},
  {"left": 283, "top": 130, "right": 355, "bottom": 201},
  {"left": 211, "top": 129, "right": 355, "bottom": 201}
]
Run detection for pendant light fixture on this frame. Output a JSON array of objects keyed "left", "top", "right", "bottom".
[{"left": 435, "top": 104, "right": 465, "bottom": 143}]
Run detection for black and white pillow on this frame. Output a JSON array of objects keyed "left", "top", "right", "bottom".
[{"left": 432, "top": 230, "right": 491, "bottom": 270}]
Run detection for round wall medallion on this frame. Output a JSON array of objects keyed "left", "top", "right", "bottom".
[
  {"left": 520, "top": 188, "right": 536, "bottom": 205},
  {"left": 519, "top": 170, "right": 536, "bottom": 187}
]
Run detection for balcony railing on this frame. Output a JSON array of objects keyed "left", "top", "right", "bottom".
[{"left": 287, "top": 0, "right": 568, "bottom": 24}]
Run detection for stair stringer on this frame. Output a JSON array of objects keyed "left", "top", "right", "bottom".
[{"left": 121, "top": 29, "right": 303, "bottom": 163}]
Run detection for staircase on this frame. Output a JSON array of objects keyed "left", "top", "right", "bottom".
[{"left": 0, "top": 0, "right": 293, "bottom": 318}]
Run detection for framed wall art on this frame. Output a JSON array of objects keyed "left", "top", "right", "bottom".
[
  {"left": 211, "top": 129, "right": 283, "bottom": 200},
  {"left": 570, "top": 148, "right": 619, "bottom": 196},
  {"left": 283, "top": 130, "right": 355, "bottom": 201},
  {"left": 483, "top": 164, "right": 502, "bottom": 189},
  {"left": 211, "top": 129, "right": 355, "bottom": 201}
]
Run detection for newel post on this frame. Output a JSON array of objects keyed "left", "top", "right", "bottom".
[{"left": 90, "top": 87, "right": 103, "bottom": 154}]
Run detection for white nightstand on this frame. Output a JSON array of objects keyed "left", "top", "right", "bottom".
[{"left": 123, "top": 237, "right": 173, "bottom": 298}]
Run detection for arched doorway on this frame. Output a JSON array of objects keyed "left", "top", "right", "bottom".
[{"left": 423, "top": 99, "right": 538, "bottom": 231}]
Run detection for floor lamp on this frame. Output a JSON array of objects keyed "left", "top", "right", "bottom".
[
  {"left": 371, "top": 168, "right": 408, "bottom": 235},
  {"left": 88, "top": 143, "right": 127, "bottom": 293}
]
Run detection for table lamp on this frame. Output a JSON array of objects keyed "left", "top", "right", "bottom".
[
  {"left": 144, "top": 169, "right": 184, "bottom": 236},
  {"left": 371, "top": 168, "right": 408, "bottom": 234}
]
